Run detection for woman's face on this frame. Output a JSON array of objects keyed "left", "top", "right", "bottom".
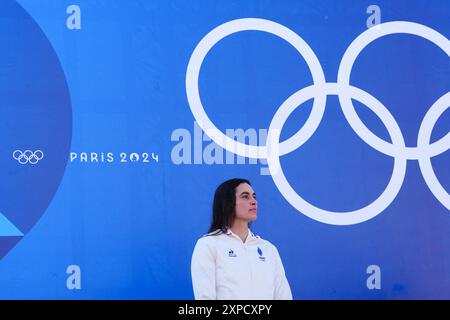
[{"left": 234, "top": 183, "right": 258, "bottom": 223}]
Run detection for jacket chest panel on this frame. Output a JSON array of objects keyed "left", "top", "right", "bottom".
[{"left": 216, "top": 242, "right": 272, "bottom": 283}]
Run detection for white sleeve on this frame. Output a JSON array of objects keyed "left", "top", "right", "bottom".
[
  {"left": 273, "top": 246, "right": 293, "bottom": 300},
  {"left": 191, "top": 238, "right": 216, "bottom": 300}
]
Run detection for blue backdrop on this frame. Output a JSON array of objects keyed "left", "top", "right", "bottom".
[{"left": 0, "top": 0, "right": 448, "bottom": 299}]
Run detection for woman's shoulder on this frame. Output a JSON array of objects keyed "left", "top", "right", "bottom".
[
  {"left": 249, "top": 230, "right": 269, "bottom": 243},
  {"left": 202, "top": 228, "right": 226, "bottom": 237},
  {"left": 253, "top": 233, "right": 279, "bottom": 251},
  {"left": 195, "top": 229, "right": 225, "bottom": 245},
  {"left": 257, "top": 237, "right": 276, "bottom": 248}
]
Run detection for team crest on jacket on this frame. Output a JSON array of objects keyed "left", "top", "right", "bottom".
[{"left": 257, "top": 247, "right": 265, "bottom": 262}]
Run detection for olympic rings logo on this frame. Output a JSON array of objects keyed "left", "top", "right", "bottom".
[
  {"left": 13, "top": 150, "right": 44, "bottom": 165},
  {"left": 186, "top": 19, "right": 450, "bottom": 225}
]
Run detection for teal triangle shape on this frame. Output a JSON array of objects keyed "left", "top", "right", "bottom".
[{"left": 0, "top": 212, "right": 23, "bottom": 236}]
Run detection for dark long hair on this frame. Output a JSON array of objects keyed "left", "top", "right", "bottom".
[{"left": 208, "top": 178, "right": 251, "bottom": 233}]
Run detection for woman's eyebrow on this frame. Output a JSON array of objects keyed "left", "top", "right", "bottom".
[{"left": 239, "top": 192, "right": 256, "bottom": 197}]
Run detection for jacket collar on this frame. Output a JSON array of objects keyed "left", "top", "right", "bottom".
[{"left": 224, "top": 227, "right": 257, "bottom": 243}]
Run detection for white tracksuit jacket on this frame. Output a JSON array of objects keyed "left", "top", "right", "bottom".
[{"left": 191, "top": 228, "right": 293, "bottom": 300}]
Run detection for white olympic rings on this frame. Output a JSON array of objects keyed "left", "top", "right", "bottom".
[
  {"left": 186, "top": 18, "right": 450, "bottom": 225},
  {"left": 13, "top": 150, "right": 44, "bottom": 165}
]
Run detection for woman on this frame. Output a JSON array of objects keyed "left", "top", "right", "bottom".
[{"left": 191, "top": 178, "right": 292, "bottom": 300}]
